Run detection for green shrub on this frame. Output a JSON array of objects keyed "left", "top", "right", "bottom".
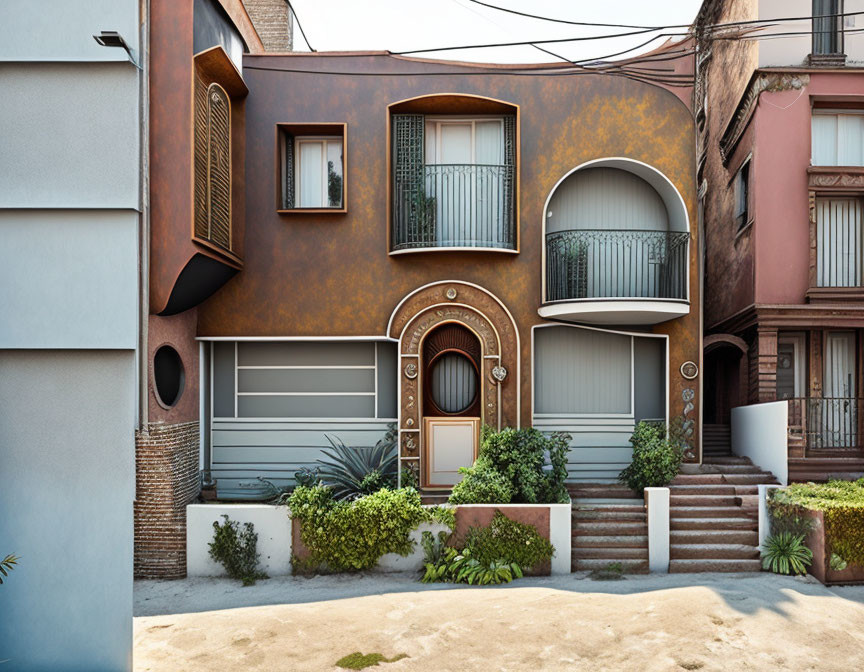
[
  {"left": 420, "top": 510, "right": 554, "bottom": 584},
  {"left": 449, "top": 457, "right": 513, "bottom": 504},
  {"left": 448, "top": 427, "right": 571, "bottom": 505},
  {"left": 769, "top": 479, "right": 864, "bottom": 568},
  {"left": 463, "top": 511, "right": 555, "bottom": 569},
  {"left": 289, "top": 486, "right": 439, "bottom": 572},
  {"left": 618, "top": 421, "right": 685, "bottom": 493},
  {"left": 317, "top": 425, "right": 398, "bottom": 500},
  {"left": 208, "top": 515, "right": 268, "bottom": 586},
  {"left": 761, "top": 532, "right": 813, "bottom": 575}
]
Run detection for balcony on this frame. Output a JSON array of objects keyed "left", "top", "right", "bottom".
[
  {"left": 540, "top": 229, "right": 690, "bottom": 325},
  {"left": 788, "top": 397, "right": 864, "bottom": 454},
  {"left": 391, "top": 163, "right": 516, "bottom": 252}
]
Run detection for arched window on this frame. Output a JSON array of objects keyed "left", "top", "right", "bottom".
[{"left": 194, "top": 80, "right": 232, "bottom": 251}]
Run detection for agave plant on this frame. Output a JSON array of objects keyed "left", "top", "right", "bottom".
[
  {"left": 316, "top": 425, "right": 397, "bottom": 500},
  {"left": 761, "top": 533, "right": 813, "bottom": 575}
]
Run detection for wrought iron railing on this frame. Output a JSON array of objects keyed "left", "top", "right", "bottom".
[
  {"left": 392, "top": 164, "right": 516, "bottom": 251},
  {"left": 545, "top": 229, "right": 689, "bottom": 302},
  {"left": 788, "top": 397, "right": 864, "bottom": 452}
]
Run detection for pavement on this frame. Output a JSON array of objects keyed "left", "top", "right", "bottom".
[{"left": 134, "top": 572, "right": 864, "bottom": 671}]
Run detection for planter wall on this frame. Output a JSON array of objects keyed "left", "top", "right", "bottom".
[
  {"left": 188, "top": 501, "right": 572, "bottom": 577},
  {"left": 803, "top": 509, "right": 864, "bottom": 586},
  {"left": 187, "top": 504, "right": 292, "bottom": 577}
]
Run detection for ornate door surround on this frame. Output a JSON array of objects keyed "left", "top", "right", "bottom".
[{"left": 387, "top": 281, "right": 520, "bottom": 487}]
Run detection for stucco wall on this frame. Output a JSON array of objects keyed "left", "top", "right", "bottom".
[
  {"left": 0, "top": 211, "right": 138, "bottom": 348},
  {"left": 0, "top": 63, "right": 140, "bottom": 208},
  {"left": 0, "top": 351, "right": 135, "bottom": 671}
]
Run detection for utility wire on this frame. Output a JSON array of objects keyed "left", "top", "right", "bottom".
[{"left": 286, "top": 0, "right": 315, "bottom": 52}]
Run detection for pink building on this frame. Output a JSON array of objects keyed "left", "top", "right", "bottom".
[{"left": 698, "top": 0, "right": 864, "bottom": 481}]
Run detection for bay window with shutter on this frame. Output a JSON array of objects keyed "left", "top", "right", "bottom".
[{"left": 277, "top": 123, "right": 347, "bottom": 213}]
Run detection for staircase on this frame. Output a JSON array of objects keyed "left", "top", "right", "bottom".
[
  {"left": 668, "top": 455, "right": 778, "bottom": 572},
  {"left": 702, "top": 424, "right": 732, "bottom": 458},
  {"left": 570, "top": 484, "right": 648, "bottom": 573}
]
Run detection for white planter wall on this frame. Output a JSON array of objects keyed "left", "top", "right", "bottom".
[
  {"left": 187, "top": 504, "right": 293, "bottom": 577},
  {"left": 731, "top": 401, "right": 788, "bottom": 485}
]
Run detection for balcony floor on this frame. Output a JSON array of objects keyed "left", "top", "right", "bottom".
[{"left": 538, "top": 300, "right": 690, "bottom": 325}]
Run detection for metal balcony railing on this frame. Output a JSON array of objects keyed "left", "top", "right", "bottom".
[
  {"left": 815, "top": 212, "right": 863, "bottom": 287},
  {"left": 392, "top": 164, "right": 516, "bottom": 251},
  {"left": 788, "top": 397, "right": 864, "bottom": 452},
  {"left": 545, "top": 229, "right": 689, "bottom": 302}
]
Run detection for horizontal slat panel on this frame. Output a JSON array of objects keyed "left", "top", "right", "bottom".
[
  {"left": 238, "top": 395, "right": 375, "bottom": 418},
  {"left": 213, "top": 428, "right": 390, "bottom": 448},
  {"left": 214, "top": 446, "right": 339, "bottom": 463},
  {"left": 535, "top": 415, "right": 634, "bottom": 483},
  {"left": 212, "top": 420, "right": 393, "bottom": 430},
  {"left": 237, "top": 368, "right": 374, "bottom": 394},
  {"left": 237, "top": 341, "right": 374, "bottom": 367}
]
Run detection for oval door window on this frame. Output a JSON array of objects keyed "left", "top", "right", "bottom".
[{"left": 430, "top": 352, "right": 478, "bottom": 414}]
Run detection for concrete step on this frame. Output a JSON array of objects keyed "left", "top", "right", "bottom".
[
  {"left": 670, "top": 517, "right": 757, "bottom": 531},
  {"left": 702, "top": 456, "right": 753, "bottom": 465},
  {"left": 573, "top": 507, "right": 646, "bottom": 522},
  {"left": 670, "top": 544, "right": 760, "bottom": 560},
  {"left": 669, "top": 558, "right": 762, "bottom": 573},
  {"left": 670, "top": 506, "right": 757, "bottom": 519},
  {"left": 568, "top": 484, "right": 640, "bottom": 499},
  {"left": 669, "top": 484, "right": 758, "bottom": 496},
  {"left": 671, "top": 529, "right": 758, "bottom": 545},
  {"left": 670, "top": 494, "right": 740, "bottom": 507},
  {"left": 672, "top": 473, "right": 778, "bottom": 486},
  {"left": 572, "top": 558, "right": 649, "bottom": 574},
  {"left": 680, "top": 463, "right": 764, "bottom": 475},
  {"left": 572, "top": 535, "right": 648, "bottom": 548},
  {"left": 572, "top": 547, "right": 649, "bottom": 560},
  {"left": 573, "top": 521, "right": 647, "bottom": 536}
]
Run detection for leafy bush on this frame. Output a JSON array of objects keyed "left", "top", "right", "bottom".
[
  {"left": 420, "top": 510, "right": 554, "bottom": 584},
  {"left": 618, "top": 421, "right": 685, "bottom": 493},
  {"left": 208, "top": 515, "right": 268, "bottom": 586},
  {"left": 288, "top": 485, "right": 440, "bottom": 572},
  {"left": 761, "top": 532, "right": 813, "bottom": 575},
  {"left": 317, "top": 425, "right": 398, "bottom": 500},
  {"left": 0, "top": 554, "right": 19, "bottom": 585},
  {"left": 449, "top": 457, "right": 513, "bottom": 504},
  {"left": 769, "top": 479, "right": 864, "bottom": 568},
  {"left": 463, "top": 511, "right": 555, "bottom": 569},
  {"left": 448, "top": 427, "right": 571, "bottom": 505}
]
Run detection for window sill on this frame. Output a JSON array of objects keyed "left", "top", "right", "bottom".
[
  {"left": 192, "top": 236, "right": 243, "bottom": 269},
  {"left": 808, "top": 53, "right": 847, "bottom": 67},
  {"left": 806, "top": 286, "right": 864, "bottom": 303},
  {"left": 277, "top": 208, "right": 347, "bottom": 215}
]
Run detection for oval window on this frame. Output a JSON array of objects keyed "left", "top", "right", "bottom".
[
  {"left": 154, "top": 345, "right": 185, "bottom": 408},
  {"left": 430, "top": 352, "right": 477, "bottom": 414}
]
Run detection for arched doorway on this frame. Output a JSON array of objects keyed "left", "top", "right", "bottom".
[
  {"left": 703, "top": 334, "right": 748, "bottom": 425},
  {"left": 388, "top": 281, "right": 520, "bottom": 489}
]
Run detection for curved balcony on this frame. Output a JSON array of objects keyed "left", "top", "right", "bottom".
[
  {"left": 540, "top": 229, "right": 690, "bottom": 325},
  {"left": 391, "top": 164, "right": 516, "bottom": 252}
]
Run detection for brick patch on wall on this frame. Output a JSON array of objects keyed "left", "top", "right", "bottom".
[{"left": 134, "top": 421, "right": 200, "bottom": 579}]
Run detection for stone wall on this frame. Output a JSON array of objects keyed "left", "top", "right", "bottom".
[
  {"left": 244, "top": 0, "right": 292, "bottom": 51},
  {"left": 134, "top": 421, "right": 201, "bottom": 578}
]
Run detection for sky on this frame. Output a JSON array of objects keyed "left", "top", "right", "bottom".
[{"left": 287, "top": 0, "right": 706, "bottom": 63}]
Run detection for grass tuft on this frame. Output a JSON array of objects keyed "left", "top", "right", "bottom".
[{"left": 336, "top": 652, "right": 409, "bottom": 670}]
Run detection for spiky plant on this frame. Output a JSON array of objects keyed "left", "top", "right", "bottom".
[
  {"left": 0, "top": 554, "right": 19, "bottom": 585},
  {"left": 317, "top": 425, "right": 398, "bottom": 500},
  {"left": 761, "top": 533, "right": 813, "bottom": 575}
]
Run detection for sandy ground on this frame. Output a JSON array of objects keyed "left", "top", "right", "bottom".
[{"left": 134, "top": 573, "right": 864, "bottom": 672}]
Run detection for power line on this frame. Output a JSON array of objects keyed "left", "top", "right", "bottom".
[
  {"left": 286, "top": 0, "right": 315, "bottom": 52},
  {"left": 467, "top": 0, "right": 685, "bottom": 30}
]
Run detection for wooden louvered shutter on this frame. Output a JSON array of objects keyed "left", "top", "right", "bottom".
[
  {"left": 193, "top": 74, "right": 209, "bottom": 240},
  {"left": 207, "top": 84, "right": 231, "bottom": 250}
]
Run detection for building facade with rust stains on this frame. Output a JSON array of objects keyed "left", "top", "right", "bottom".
[
  {"left": 141, "top": 5, "right": 703, "bottom": 575},
  {"left": 696, "top": 0, "right": 864, "bottom": 482}
]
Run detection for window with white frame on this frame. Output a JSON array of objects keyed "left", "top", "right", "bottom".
[
  {"left": 424, "top": 118, "right": 504, "bottom": 165},
  {"left": 812, "top": 110, "right": 864, "bottom": 166},
  {"left": 295, "top": 137, "right": 343, "bottom": 208},
  {"left": 734, "top": 159, "right": 750, "bottom": 230}
]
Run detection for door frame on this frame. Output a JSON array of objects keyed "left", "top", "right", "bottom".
[{"left": 423, "top": 416, "right": 480, "bottom": 488}]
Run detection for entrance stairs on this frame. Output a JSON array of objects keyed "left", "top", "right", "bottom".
[
  {"left": 569, "top": 484, "right": 648, "bottom": 573},
  {"left": 702, "top": 424, "right": 732, "bottom": 458},
  {"left": 668, "top": 455, "right": 778, "bottom": 572}
]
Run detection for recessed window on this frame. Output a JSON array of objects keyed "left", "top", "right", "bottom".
[
  {"left": 812, "top": 0, "right": 844, "bottom": 56},
  {"left": 429, "top": 352, "right": 478, "bottom": 414},
  {"left": 154, "top": 346, "right": 185, "bottom": 408},
  {"left": 277, "top": 123, "right": 347, "bottom": 212},
  {"left": 812, "top": 110, "right": 864, "bottom": 166},
  {"left": 734, "top": 160, "right": 750, "bottom": 230}
]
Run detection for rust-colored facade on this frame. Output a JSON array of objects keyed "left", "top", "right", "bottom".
[{"left": 142, "top": 0, "right": 702, "bottom": 551}]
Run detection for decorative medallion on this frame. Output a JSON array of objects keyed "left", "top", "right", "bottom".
[
  {"left": 445, "top": 287, "right": 458, "bottom": 300},
  {"left": 680, "top": 361, "right": 699, "bottom": 380},
  {"left": 405, "top": 418, "right": 414, "bottom": 427},
  {"left": 491, "top": 365, "right": 508, "bottom": 383},
  {"left": 402, "top": 434, "right": 418, "bottom": 457},
  {"left": 403, "top": 362, "right": 418, "bottom": 379}
]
